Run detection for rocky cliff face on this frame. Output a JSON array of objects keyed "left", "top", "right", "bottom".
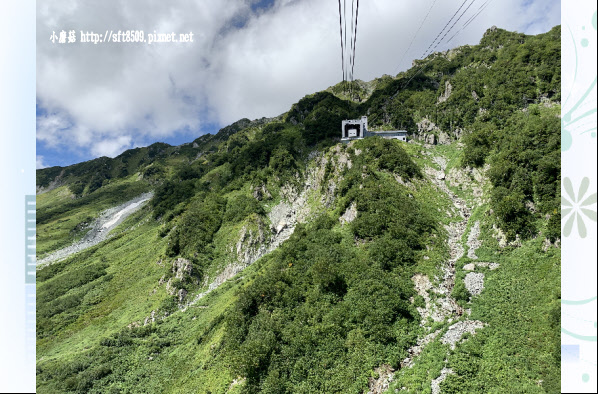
[
  {"left": 36, "top": 24, "right": 561, "bottom": 393},
  {"left": 437, "top": 81, "right": 453, "bottom": 104},
  {"left": 181, "top": 149, "right": 346, "bottom": 310}
]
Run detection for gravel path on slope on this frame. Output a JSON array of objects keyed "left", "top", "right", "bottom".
[{"left": 37, "top": 192, "right": 153, "bottom": 268}]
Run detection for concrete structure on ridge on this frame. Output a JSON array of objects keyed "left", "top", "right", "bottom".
[{"left": 341, "top": 116, "right": 407, "bottom": 143}]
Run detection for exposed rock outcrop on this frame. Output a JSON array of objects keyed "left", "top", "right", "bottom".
[
  {"left": 367, "top": 365, "right": 395, "bottom": 394},
  {"left": 339, "top": 202, "right": 357, "bottom": 225},
  {"left": 446, "top": 166, "right": 487, "bottom": 204},
  {"left": 464, "top": 272, "right": 485, "bottom": 296},
  {"left": 418, "top": 118, "right": 440, "bottom": 134},
  {"left": 252, "top": 183, "right": 271, "bottom": 201},
  {"left": 143, "top": 310, "right": 157, "bottom": 326},
  {"left": 236, "top": 217, "right": 268, "bottom": 267},
  {"left": 438, "top": 132, "right": 451, "bottom": 145},
  {"left": 177, "top": 288, "right": 188, "bottom": 303},
  {"left": 417, "top": 118, "right": 443, "bottom": 145},
  {"left": 184, "top": 152, "right": 332, "bottom": 310},
  {"left": 401, "top": 329, "right": 442, "bottom": 369},
  {"left": 165, "top": 278, "right": 176, "bottom": 296},
  {"left": 172, "top": 258, "right": 192, "bottom": 279},
  {"left": 424, "top": 133, "right": 437, "bottom": 145},
  {"left": 475, "top": 262, "right": 500, "bottom": 270},
  {"left": 431, "top": 368, "right": 454, "bottom": 394},
  {"left": 441, "top": 320, "right": 485, "bottom": 349},
  {"left": 467, "top": 221, "right": 482, "bottom": 259},
  {"left": 438, "top": 81, "right": 453, "bottom": 103}
]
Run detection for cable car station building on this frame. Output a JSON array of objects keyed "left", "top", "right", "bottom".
[{"left": 341, "top": 116, "right": 408, "bottom": 143}]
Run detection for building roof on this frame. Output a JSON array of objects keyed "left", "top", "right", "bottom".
[{"left": 370, "top": 130, "right": 408, "bottom": 134}]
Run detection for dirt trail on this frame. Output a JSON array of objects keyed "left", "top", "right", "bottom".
[{"left": 37, "top": 192, "right": 153, "bottom": 268}]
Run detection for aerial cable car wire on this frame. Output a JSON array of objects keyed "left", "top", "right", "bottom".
[
  {"left": 445, "top": 0, "right": 493, "bottom": 46},
  {"left": 350, "top": 0, "right": 354, "bottom": 82},
  {"left": 422, "top": 0, "right": 470, "bottom": 58},
  {"left": 431, "top": 0, "right": 478, "bottom": 54},
  {"left": 461, "top": 0, "right": 493, "bottom": 30},
  {"left": 461, "top": 0, "right": 490, "bottom": 28},
  {"left": 400, "top": 0, "right": 493, "bottom": 91},
  {"left": 394, "top": 0, "right": 438, "bottom": 74},
  {"left": 452, "top": 0, "right": 494, "bottom": 43},
  {"left": 336, "top": 0, "right": 360, "bottom": 94},
  {"left": 338, "top": 0, "right": 345, "bottom": 82},
  {"left": 351, "top": 0, "right": 359, "bottom": 84},
  {"left": 344, "top": 0, "right": 348, "bottom": 87},
  {"left": 422, "top": 0, "right": 472, "bottom": 57}
]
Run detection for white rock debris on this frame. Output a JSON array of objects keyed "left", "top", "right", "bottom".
[
  {"left": 441, "top": 320, "right": 485, "bottom": 349},
  {"left": 431, "top": 368, "right": 455, "bottom": 394},
  {"left": 367, "top": 365, "right": 395, "bottom": 394},
  {"left": 464, "top": 262, "right": 499, "bottom": 271},
  {"left": 37, "top": 192, "right": 153, "bottom": 268},
  {"left": 476, "top": 262, "right": 500, "bottom": 270},
  {"left": 388, "top": 152, "right": 489, "bottom": 393},
  {"left": 183, "top": 153, "right": 332, "bottom": 311},
  {"left": 467, "top": 221, "right": 482, "bottom": 259},
  {"left": 464, "top": 272, "right": 485, "bottom": 296},
  {"left": 339, "top": 201, "right": 358, "bottom": 225}
]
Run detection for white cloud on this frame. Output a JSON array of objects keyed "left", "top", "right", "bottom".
[
  {"left": 36, "top": 111, "right": 130, "bottom": 158},
  {"left": 37, "top": 0, "right": 561, "bottom": 162},
  {"left": 36, "top": 111, "right": 73, "bottom": 147},
  {"left": 91, "top": 135, "right": 133, "bottom": 158},
  {"left": 36, "top": 155, "right": 48, "bottom": 169}
]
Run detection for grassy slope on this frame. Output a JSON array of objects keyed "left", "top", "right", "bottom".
[
  {"left": 36, "top": 141, "right": 559, "bottom": 393},
  {"left": 36, "top": 195, "right": 239, "bottom": 392},
  {"left": 36, "top": 176, "right": 152, "bottom": 257},
  {"left": 388, "top": 143, "right": 560, "bottom": 394},
  {"left": 36, "top": 26, "right": 560, "bottom": 393},
  {"left": 36, "top": 139, "right": 428, "bottom": 392}
]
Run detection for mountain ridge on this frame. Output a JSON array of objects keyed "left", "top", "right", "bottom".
[
  {"left": 38, "top": 25, "right": 560, "bottom": 194},
  {"left": 36, "top": 25, "right": 561, "bottom": 393}
]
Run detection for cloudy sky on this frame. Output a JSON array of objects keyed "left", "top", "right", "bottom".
[{"left": 36, "top": 0, "right": 560, "bottom": 168}]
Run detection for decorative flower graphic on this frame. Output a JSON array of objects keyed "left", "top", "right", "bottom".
[{"left": 562, "top": 177, "right": 597, "bottom": 238}]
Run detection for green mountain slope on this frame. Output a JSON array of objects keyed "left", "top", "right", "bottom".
[{"left": 36, "top": 26, "right": 561, "bottom": 393}]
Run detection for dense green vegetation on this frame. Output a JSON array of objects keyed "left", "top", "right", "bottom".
[
  {"left": 362, "top": 26, "right": 560, "bottom": 132},
  {"left": 390, "top": 196, "right": 560, "bottom": 393},
  {"left": 442, "top": 242, "right": 560, "bottom": 393},
  {"left": 37, "top": 137, "right": 440, "bottom": 393},
  {"left": 36, "top": 25, "right": 560, "bottom": 393},
  {"left": 286, "top": 92, "right": 358, "bottom": 145},
  {"left": 463, "top": 105, "right": 560, "bottom": 240},
  {"left": 221, "top": 141, "right": 435, "bottom": 392},
  {"left": 224, "top": 220, "right": 419, "bottom": 392}
]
